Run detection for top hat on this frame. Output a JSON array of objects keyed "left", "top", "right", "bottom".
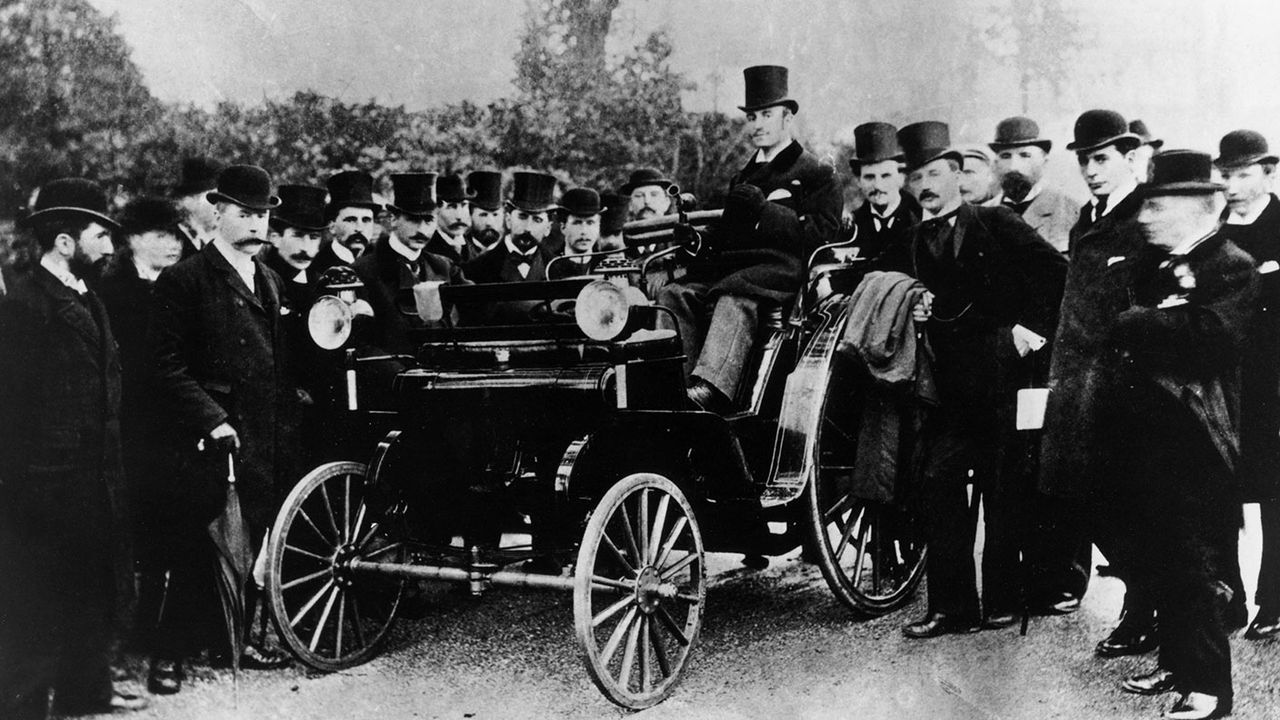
[
  {"left": 326, "top": 170, "right": 383, "bottom": 215},
  {"left": 467, "top": 170, "right": 504, "bottom": 211},
  {"left": 850, "top": 122, "right": 904, "bottom": 169},
  {"left": 599, "top": 191, "right": 627, "bottom": 236},
  {"left": 207, "top": 165, "right": 280, "bottom": 211},
  {"left": 989, "top": 116, "right": 1052, "bottom": 153},
  {"left": 173, "top": 156, "right": 226, "bottom": 197},
  {"left": 118, "top": 196, "right": 183, "bottom": 238},
  {"left": 507, "top": 171, "right": 560, "bottom": 213},
  {"left": 272, "top": 185, "right": 329, "bottom": 231},
  {"left": 1214, "top": 129, "right": 1278, "bottom": 169},
  {"left": 387, "top": 172, "right": 438, "bottom": 217},
  {"left": 560, "top": 188, "right": 606, "bottom": 217},
  {"left": 738, "top": 65, "right": 799, "bottom": 114},
  {"left": 22, "top": 177, "right": 119, "bottom": 229},
  {"left": 897, "top": 121, "right": 963, "bottom": 172},
  {"left": 1129, "top": 119, "right": 1164, "bottom": 150},
  {"left": 436, "top": 174, "right": 475, "bottom": 203},
  {"left": 1140, "top": 149, "right": 1223, "bottom": 197},
  {"left": 619, "top": 167, "right": 673, "bottom": 196},
  {"left": 1066, "top": 109, "right": 1140, "bottom": 153}
]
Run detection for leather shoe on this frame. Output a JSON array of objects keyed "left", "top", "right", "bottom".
[
  {"left": 1122, "top": 666, "right": 1176, "bottom": 695},
  {"left": 1244, "top": 609, "right": 1280, "bottom": 640},
  {"left": 740, "top": 554, "right": 769, "bottom": 570},
  {"left": 241, "top": 643, "right": 292, "bottom": 670},
  {"left": 1033, "top": 591, "right": 1081, "bottom": 615},
  {"left": 687, "top": 378, "right": 732, "bottom": 414},
  {"left": 981, "top": 612, "right": 1018, "bottom": 630},
  {"left": 147, "top": 658, "right": 184, "bottom": 695},
  {"left": 1165, "top": 691, "right": 1230, "bottom": 719},
  {"left": 53, "top": 689, "right": 149, "bottom": 715},
  {"left": 1096, "top": 617, "right": 1158, "bottom": 657},
  {"left": 903, "top": 612, "right": 981, "bottom": 639}
]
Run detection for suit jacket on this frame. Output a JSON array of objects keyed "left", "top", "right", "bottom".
[
  {"left": 846, "top": 193, "right": 920, "bottom": 263},
  {"left": 463, "top": 241, "right": 551, "bottom": 284},
  {"left": 353, "top": 236, "right": 468, "bottom": 353},
  {"left": 1018, "top": 186, "right": 1080, "bottom": 254},
  {"left": 425, "top": 229, "right": 479, "bottom": 265},
  {"left": 149, "top": 243, "right": 296, "bottom": 534},
  {"left": 902, "top": 203, "right": 1067, "bottom": 414},
  {"left": 0, "top": 265, "right": 132, "bottom": 625},
  {"left": 1068, "top": 186, "right": 1144, "bottom": 253},
  {"left": 310, "top": 239, "right": 357, "bottom": 280},
  {"left": 1216, "top": 194, "right": 1280, "bottom": 499},
  {"left": 730, "top": 140, "right": 843, "bottom": 258}
]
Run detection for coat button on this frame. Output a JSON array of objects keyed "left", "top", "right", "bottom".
[
  {"left": 239, "top": 338, "right": 247, "bottom": 346},
  {"left": 236, "top": 299, "right": 245, "bottom": 307}
]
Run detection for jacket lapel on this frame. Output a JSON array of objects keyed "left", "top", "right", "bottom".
[
  {"left": 205, "top": 244, "right": 265, "bottom": 314},
  {"left": 34, "top": 267, "right": 103, "bottom": 358}
]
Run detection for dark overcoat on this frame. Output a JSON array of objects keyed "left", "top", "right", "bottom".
[
  {"left": 353, "top": 236, "right": 468, "bottom": 353},
  {"left": 1216, "top": 194, "right": 1280, "bottom": 501},
  {"left": 0, "top": 265, "right": 133, "bottom": 639},
  {"left": 463, "top": 241, "right": 552, "bottom": 284},
  {"left": 849, "top": 191, "right": 920, "bottom": 262},
  {"left": 149, "top": 244, "right": 297, "bottom": 536},
  {"left": 425, "top": 229, "right": 481, "bottom": 265}
]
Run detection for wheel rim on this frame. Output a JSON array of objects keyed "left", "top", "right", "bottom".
[
  {"left": 804, "top": 357, "right": 926, "bottom": 615},
  {"left": 574, "top": 473, "right": 705, "bottom": 709},
  {"left": 267, "top": 461, "right": 406, "bottom": 671}
]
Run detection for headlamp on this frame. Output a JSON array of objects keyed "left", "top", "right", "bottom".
[
  {"left": 308, "top": 295, "right": 354, "bottom": 350},
  {"left": 574, "top": 280, "right": 650, "bottom": 341}
]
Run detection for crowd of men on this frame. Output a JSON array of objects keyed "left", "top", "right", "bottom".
[{"left": 0, "top": 63, "right": 1277, "bottom": 720}]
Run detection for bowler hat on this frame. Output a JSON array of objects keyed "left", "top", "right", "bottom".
[
  {"left": 326, "top": 170, "right": 383, "bottom": 215},
  {"left": 1065, "top": 109, "right": 1140, "bottom": 153},
  {"left": 272, "top": 185, "right": 329, "bottom": 231},
  {"left": 119, "top": 196, "right": 183, "bottom": 238},
  {"left": 619, "top": 167, "right": 673, "bottom": 196},
  {"left": 507, "top": 171, "right": 560, "bottom": 213},
  {"left": 560, "top": 188, "right": 605, "bottom": 217},
  {"left": 1140, "top": 149, "right": 1223, "bottom": 197},
  {"left": 1214, "top": 129, "right": 1278, "bottom": 169},
  {"left": 1129, "top": 119, "right": 1163, "bottom": 150},
  {"left": 600, "top": 191, "right": 627, "bottom": 236},
  {"left": 173, "top": 156, "right": 225, "bottom": 197},
  {"left": 22, "top": 177, "right": 119, "bottom": 229},
  {"left": 436, "top": 174, "right": 475, "bottom": 203},
  {"left": 387, "top": 172, "right": 438, "bottom": 217},
  {"left": 989, "top": 116, "right": 1052, "bottom": 153},
  {"left": 897, "top": 121, "right": 963, "bottom": 172},
  {"left": 960, "top": 145, "right": 993, "bottom": 165},
  {"left": 850, "top": 122, "right": 904, "bottom": 170},
  {"left": 738, "top": 65, "right": 799, "bottom": 114},
  {"left": 207, "top": 165, "right": 280, "bottom": 211},
  {"left": 467, "top": 170, "right": 504, "bottom": 211}
]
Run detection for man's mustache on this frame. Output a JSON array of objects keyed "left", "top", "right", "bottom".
[
  {"left": 290, "top": 253, "right": 314, "bottom": 263},
  {"left": 448, "top": 221, "right": 469, "bottom": 231},
  {"left": 918, "top": 190, "right": 939, "bottom": 201},
  {"left": 344, "top": 231, "right": 369, "bottom": 247},
  {"left": 233, "top": 237, "right": 264, "bottom": 247}
]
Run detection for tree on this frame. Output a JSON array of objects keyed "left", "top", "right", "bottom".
[{"left": 978, "top": 0, "right": 1088, "bottom": 115}]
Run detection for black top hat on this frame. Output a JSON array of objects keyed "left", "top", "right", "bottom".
[
  {"left": 1066, "top": 109, "right": 1140, "bottom": 153},
  {"left": 1141, "top": 149, "right": 1223, "bottom": 197},
  {"left": 619, "top": 167, "right": 673, "bottom": 196},
  {"left": 207, "top": 165, "right": 280, "bottom": 211},
  {"left": 897, "top": 121, "right": 963, "bottom": 172},
  {"left": 326, "top": 170, "right": 383, "bottom": 215},
  {"left": 272, "top": 185, "right": 329, "bottom": 231},
  {"left": 560, "top": 188, "right": 605, "bottom": 217},
  {"left": 1129, "top": 119, "right": 1164, "bottom": 150},
  {"left": 850, "top": 122, "right": 904, "bottom": 169},
  {"left": 990, "top": 116, "right": 1052, "bottom": 153},
  {"left": 738, "top": 65, "right": 799, "bottom": 114},
  {"left": 600, "top": 191, "right": 627, "bottom": 236},
  {"left": 467, "top": 170, "right": 504, "bottom": 211},
  {"left": 387, "top": 172, "right": 438, "bottom": 217},
  {"left": 436, "top": 174, "right": 475, "bottom": 203},
  {"left": 22, "top": 177, "right": 119, "bottom": 229},
  {"left": 1214, "top": 129, "right": 1278, "bottom": 169},
  {"left": 507, "top": 171, "right": 560, "bottom": 213},
  {"left": 118, "top": 196, "right": 183, "bottom": 237},
  {"left": 173, "top": 156, "right": 225, "bottom": 197}
]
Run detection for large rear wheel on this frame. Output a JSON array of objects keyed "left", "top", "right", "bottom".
[
  {"left": 266, "top": 461, "right": 406, "bottom": 671},
  {"left": 573, "top": 473, "right": 705, "bottom": 709}
]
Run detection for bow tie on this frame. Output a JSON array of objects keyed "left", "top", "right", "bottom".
[{"left": 1003, "top": 197, "right": 1032, "bottom": 216}]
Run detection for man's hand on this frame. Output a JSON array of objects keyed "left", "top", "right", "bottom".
[
  {"left": 912, "top": 291, "right": 934, "bottom": 323},
  {"left": 208, "top": 422, "right": 240, "bottom": 453}
]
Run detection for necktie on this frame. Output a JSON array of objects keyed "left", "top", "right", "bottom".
[{"left": 1093, "top": 195, "right": 1109, "bottom": 223}]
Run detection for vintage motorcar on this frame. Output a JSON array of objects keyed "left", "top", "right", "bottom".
[{"left": 266, "top": 206, "right": 926, "bottom": 709}]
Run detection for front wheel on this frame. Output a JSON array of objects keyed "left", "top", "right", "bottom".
[{"left": 573, "top": 473, "right": 705, "bottom": 709}]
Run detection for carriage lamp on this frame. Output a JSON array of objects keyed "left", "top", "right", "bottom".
[
  {"left": 574, "top": 280, "right": 653, "bottom": 341},
  {"left": 308, "top": 295, "right": 354, "bottom": 350}
]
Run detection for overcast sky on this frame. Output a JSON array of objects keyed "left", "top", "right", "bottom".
[{"left": 90, "top": 0, "right": 1280, "bottom": 158}]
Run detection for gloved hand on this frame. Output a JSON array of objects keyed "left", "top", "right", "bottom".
[{"left": 723, "top": 183, "right": 767, "bottom": 232}]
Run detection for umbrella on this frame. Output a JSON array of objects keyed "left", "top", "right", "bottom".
[{"left": 207, "top": 447, "right": 253, "bottom": 701}]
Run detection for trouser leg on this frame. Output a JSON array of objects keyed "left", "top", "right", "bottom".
[
  {"left": 692, "top": 295, "right": 759, "bottom": 400},
  {"left": 655, "top": 282, "right": 712, "bottom": 377},
  {"left": 1256, "top": 500, "right": 1280, "bottom": 610},
  {"left": 915, "top": 414, "right": 985, "bottom": 619}
]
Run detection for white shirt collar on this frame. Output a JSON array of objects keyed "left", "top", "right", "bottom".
[
  {"left": 921, "top": 197, "right": 963, "bottom": 223},
  {"left": 1093, "top": 177, "right": 1137, "bottom": 217},
  {"left": 869, "top": 194, "right": 901, "bottom": 220},
  {"left": 212, "top": 238, "right": 257, "bottom": 292},
  {"left": 40, "top": 255, "right": 87, "bottom": 294},
  {"left": 1170, "top": 228, "right": 1216, "bottom": 256},
  {"left": 330, "top": 240, "right": 355, "bottom": 264},
  {"left": 388, "top": 233, "right": 422, "bottom": 262},
  {"left": 133, "top": 257, "right": 161, "bottom": 282},
  {"left": 504, "top": 236, "right": 540, "bottom": 258},
  {"left": 752, "top": 139, "right": 793, "bottom": 165},
  {"left": 1226, "top": 194, "right": 1273, "bottom": 226},
  {"left": 439, "top": 229, "right": 466, "bottom": 250}
]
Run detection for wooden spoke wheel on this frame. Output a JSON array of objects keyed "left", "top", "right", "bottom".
[
  {"left": 267, "top": 461, "right": 406, "bottom": 671},
  {"left": 573, "top": 473, "right": 705, "bottom": 709},
  {"left": 803, "top": 359, "right": 926, "bottom": 615}
]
